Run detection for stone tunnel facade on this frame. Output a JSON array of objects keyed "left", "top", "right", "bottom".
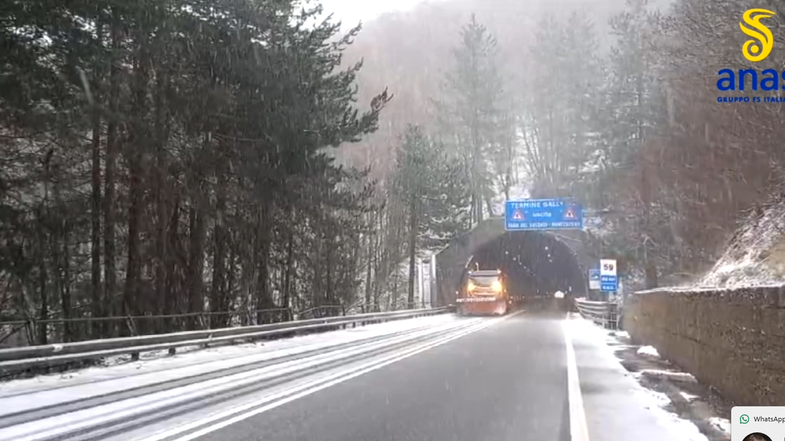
[{"left": 432, "top": 218, "right": 593, "bottom": 307}]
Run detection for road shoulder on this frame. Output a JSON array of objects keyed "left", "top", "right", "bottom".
[{"left": 568, "top": 314, "right": 707, "bottom": 441}]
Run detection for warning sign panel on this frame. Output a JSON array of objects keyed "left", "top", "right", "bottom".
[{"left": 504, "top": 199, "right": 583, "bottom": 231}]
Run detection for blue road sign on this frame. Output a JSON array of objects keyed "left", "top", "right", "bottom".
[
  {"left": 601, "top": 275, "right": 618, "bottom": 292},
  {"left": 504, "top": 199, "right": 583, "bottom": 231}
]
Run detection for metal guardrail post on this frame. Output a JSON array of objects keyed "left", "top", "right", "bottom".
[
  {"left": 574, "top": 298, "right": 616, "bottom": 330},
  {"left": 0, "top": 307, "right": 453, "bottom": 376}
]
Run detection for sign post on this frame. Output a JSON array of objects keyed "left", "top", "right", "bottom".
[
  {"left": 422, "top": 257, "right": 432, "bottom": 308},
  {"left": 504, "top": 199, "right": 583, "bottom": 231},
  {"left": 600, "top": 259, "right": 618, "bottom": 293},
  {"left": 417, "top": 258, "right": 424, "bottom": 307},
  {"left": 588, "top": 268, "right": 601, "bottom": 290}
]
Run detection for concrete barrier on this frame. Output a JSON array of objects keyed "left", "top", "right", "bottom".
[{"left": 624, "top": 285, "right": 785, "bottom": 406}]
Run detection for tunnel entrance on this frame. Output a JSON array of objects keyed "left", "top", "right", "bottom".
[{"left": 464, "top": 231, "right": 587, "bottom": 304}]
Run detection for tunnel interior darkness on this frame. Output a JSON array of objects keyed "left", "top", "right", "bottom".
[{"left": 465, "top": 232, "right": 587, "bottom": 299}]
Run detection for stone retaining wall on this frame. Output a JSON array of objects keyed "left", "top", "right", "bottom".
[{"left": 624, "top": 286, "right": 785, "bottom": 406}]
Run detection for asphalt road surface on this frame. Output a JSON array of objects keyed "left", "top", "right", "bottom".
[
  {"left": 143, "top": 311, "right": 570, "bottom": 441},
  {"left": 0, "top": 310, "right": 683, "bottom": 441}
]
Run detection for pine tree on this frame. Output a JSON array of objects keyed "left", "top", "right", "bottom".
[
  {"left": 0, "top": 0, "right": 391, "bottom": 343},
  {"left": 393, "top": 125, "right": 469, "bottom": 308},
  {"left": 435, "top": 14, "right": 505, "bottom": 224},
  {"left": 521, "top": 11, "right": 604, "bottom": 199},
  {"left": 600, "top": 0, "right": 666, "bottom": 289}
]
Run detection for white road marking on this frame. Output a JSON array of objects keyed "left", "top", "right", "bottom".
[
  {"left": 0, "top": 318, "right": 485, "bottom": 441},
  {"left": 0, "top": 319, "right": 485, "bottom": 441},
  {"left": 564, "top": 313, "right": 590, "bottom": 441},
  {"left": 142, "top": 311, "right": 522, "bottom": 441}
]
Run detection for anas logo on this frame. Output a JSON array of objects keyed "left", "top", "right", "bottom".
[
  {"left": 717, "top": 8, "right": 784, "bottom": 96},
  {"left": 740, "top": 9, "right": 776, "bottom": 62}
]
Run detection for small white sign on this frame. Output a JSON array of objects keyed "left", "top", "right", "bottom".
[
  {"left": 600, "top": 259, "right": 617, "bottom": 276},
  {"left": 589, "top": 280, "right": 600, "bottom": 290}
]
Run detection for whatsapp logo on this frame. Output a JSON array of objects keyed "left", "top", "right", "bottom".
[{"left": 741, "top": 414, "right": 750, "bottom": 424}]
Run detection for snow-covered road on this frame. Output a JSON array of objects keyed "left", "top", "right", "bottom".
[
  {"left": 0, "top": 313, "right": 501, "bottom": 441},
  {"left": 0, "top": 310, "right": 723, "bottom": 441}
]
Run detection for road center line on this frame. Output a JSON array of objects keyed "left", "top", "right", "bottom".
[
  {"left": 144, "top": 311, "right": 522, "bottom": 441},
  {"left": 564, "top": 313, "right": 590, "bottom": 441}
]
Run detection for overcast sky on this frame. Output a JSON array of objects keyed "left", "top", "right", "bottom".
[{"left": 319, "top": 0, "right": 429, "bottom": 29}]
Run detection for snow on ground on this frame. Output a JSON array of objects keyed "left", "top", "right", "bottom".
[
  {"left": 0, "top": 314, "right": 473, "bottom": 418},
  {"left": 638, "top": 345, "right": 660, "bottom": 358},
  {"left": 639, "top": 370, "right": 698, "bottom": 384},
  {"left": 681, "top": 391, "right": 700, "bottom": 401},
  {"left": 572, "top": 316, "right": 730, "bottom": 441},
  {"left": 633, "top": 388, "right": 710, "bottom": 441},
  {"left": 638, "top": 282, "right": 785, "bottom": 295},
  {"left": 709, "top": 417, "right": 731, "bottom": 434},
  {"left": 0, "top": 314, "right": 460, "bottom": 398},
  {"left": 698, "top": 195, "right": 785, "bottom": 288}
]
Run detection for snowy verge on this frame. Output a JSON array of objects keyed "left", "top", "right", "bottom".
[
  {"left": 0, "top": 316, "right": 482, "bottom": 441},
  {"left": 698, "top": 194, "right": 785, "bottom": 289},
  {"left": 638, "top": 345, "right": 660, "bottom": 358},
  {"left": 0, "top": 314, "right": 461, "bottom": 400},
  {"left": 571, "top": 315, "right": 730, "bottom": 441}
]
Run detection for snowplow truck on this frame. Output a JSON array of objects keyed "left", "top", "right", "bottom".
[{"left": 456, "top": 269, "right": 510, "bottom": 316}]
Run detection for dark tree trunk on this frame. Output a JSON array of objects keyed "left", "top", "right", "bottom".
[
  {"left": 326, "top": 239, "right": 333, "bottom": 307},
  {"left": 226, "top": 244, "right": 237, "bottom": 314},
  {"left": 407, "top": 196, "right": 417, "bottom": 309},
  {"left": 104, "top": 17, "right": 121, "bottom": 334},
  {"left": 37, "top": 208, "right": 48, "bottom": 346},
  {"left": 123, "top": 48, "right": 150, "bottom": 325},
  {"left": 364, "top": 221, "right": 373, "bottom": 309},
  {"left": 210, "top": 171, "right": 227, "bottom": 328},
  {"left": 484, "top": 190, "right": 495, "bottom": 218},
  {"left": 283, "top": 223, "right": 295, "bottom": 320},
  {"left": 154, "top": 67, "right": 170, "bottom": 324},
  {"left": 164, "top": 196, "right": 180, "bottom": 331},
  {"left": 254, "top": 206, "right": 273, "bottom": 323},
  {"left": 90, "top": 46, "right": 103, "bottom": 337},
  {"left": 61, "top": 220, "right": 72, "bottom": 342},
  {"left": 123, "top": 156, "right": 143, "bottom": 321},
  {"left": 312, "top": 227, "right": 323, "bottom": 309},
  {"left": 187, "top": 198, "right": 206, "bottom": 328}
]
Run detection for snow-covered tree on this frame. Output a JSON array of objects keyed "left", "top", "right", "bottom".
[
  {"left": 520, "top": 11, "right": 605, "bottom": 200},
  {"left": 392, "top": 125, "right": 470, "bottom": 306},
  {"left": 434, "top": 14, "right": 508, "bottom": 224}
]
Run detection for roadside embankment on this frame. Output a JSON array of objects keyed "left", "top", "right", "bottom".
[{"left": 625, "top": 286, "right": 785, "bottom": 406}]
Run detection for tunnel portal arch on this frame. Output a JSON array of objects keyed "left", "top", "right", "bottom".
[{"left": 433, "top": 218, "right": 591, "bottom": 306}]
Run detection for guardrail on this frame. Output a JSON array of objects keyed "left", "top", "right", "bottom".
[
  {"left": 0, "top": 307, "right": 453, "bottom": 377},
  {"left": 0, "top": 308, "right": 295, "bottom": 347},
  {"left": 574, "top": 298, "right": 618, "bottom": 329},
  {"left": 0, "top": 301, "right": 427, "bottom": 347}
]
